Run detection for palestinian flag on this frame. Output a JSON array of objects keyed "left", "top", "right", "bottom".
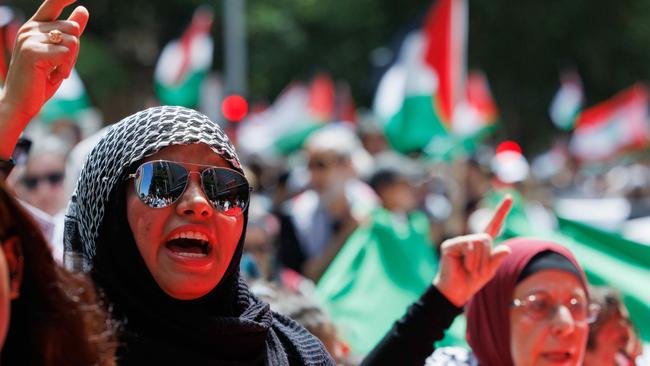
[
  {"left": 570, "top": 84, "right": 649, "bottom": 163},
  {"left": 452, "top": 70, "right": 498, "bottom": 138},
  {"left": 549, "top": 71, "right": 583, "bottom": 130},
  {"left": 236, "top": 74, "right": 340, "bottom": 156},
  {"left": 154, "top": 7, "right": 213, "bottom": 108},
  {"left": 38, "top": 68, "right": 91, "bottom": 123},
  {"left": 373, "top": 0, "right": 467, "bottom": 154}
]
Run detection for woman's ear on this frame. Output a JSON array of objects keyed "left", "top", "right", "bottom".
[{"left": 2, "top": 236, "right": 23, "bottom": 300}]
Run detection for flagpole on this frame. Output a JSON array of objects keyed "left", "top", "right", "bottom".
[{"left": 223, "top": 0, "right": 248, "bottom": 99}]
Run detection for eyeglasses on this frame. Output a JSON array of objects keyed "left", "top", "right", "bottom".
[
  {"left": 21, "top": 172, "right": 64, "bottom": 190},
  {"left": 512, "top": 291, "right": 601, "bottom": 324},
  {"left": 126, "top": 160, "right": 251, "bottom": 216}
]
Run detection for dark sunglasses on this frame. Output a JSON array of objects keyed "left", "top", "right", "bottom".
[
  {"left": 22, "top": 172, "right": 64, "bottom": 190},
  {"left": 126, "top": 160, "right": 251, "bottom": 216}
]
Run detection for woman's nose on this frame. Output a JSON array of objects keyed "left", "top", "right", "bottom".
[
  {"left": 549, "top": 305, "right": 576, "bottom": 337},
  {"left": 175, "top": 173, "right": 213, "bottom": 218}
]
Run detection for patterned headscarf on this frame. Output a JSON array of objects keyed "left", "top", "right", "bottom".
[
  {"left": 63, "top": 106, "right": 333, "bottom": 365},
  {"left": 64, "top": 106, "right": 241, "bottom": 270}
]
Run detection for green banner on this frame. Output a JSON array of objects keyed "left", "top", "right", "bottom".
[{"left": 315, "top": 208, "right": 460, "bottom": 355}]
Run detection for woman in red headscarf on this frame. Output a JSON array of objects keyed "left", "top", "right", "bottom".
[
  {"left": 362, "top": 198, "right": 596, "bottom": 366},
  {"left": 457, "top": 237, "right": 593, "bottom": 366}
]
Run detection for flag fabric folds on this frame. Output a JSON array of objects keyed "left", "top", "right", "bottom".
[
  {"left": 315, "top": 208, "right": 444, "bottom": 355},
  {"left": 373, "top": 0, "right": 468, "bottom": 154},
  {"left": 154, "top": 7, "right": 214, "bottom": 108},
  {"left": 452, "top": 70, "right": 498, "bottom": 138},
  {"left": 570, "top": 84, "right": 650, "bottom": 163},
  {"left": 237, "top": 74, "right": 357, "bottom": 157},
  {"left": 38, "top": 68, "right": 92, "bottom": 123},
  {"left": 549, "top": 71, "right": 584, "bottom": 130}
]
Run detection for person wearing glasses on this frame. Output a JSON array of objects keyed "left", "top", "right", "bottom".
[
  {"left": 59, "top": 105, "right": 334, "bottom": 365},
  {"left": 0, "top": 2, "right": 333, "bottom": 364},
  {"left": 280, "top": 124, "right": 377, "bottom": 282},
  {"left": 583, "top": 286, "right": 643, "bottom": 366},
  {"left": 13, "top": 135, "right": 69, "bottom": 217},
  {"left": 361, "top": 233, "right": 597, "bottom": 366}
]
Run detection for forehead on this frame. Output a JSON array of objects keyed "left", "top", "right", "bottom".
[
  {"left": 513, "top": 269, "right": 585, "bottom": 298},
  {"left": 26, "top": 154, "right": 66, "bottom": 171},
  {"left": 307, "top": 149, "right": 341, "bottom": 161},
  {"left": 142, "top": 143, "right": 230, "bottom": 168}
]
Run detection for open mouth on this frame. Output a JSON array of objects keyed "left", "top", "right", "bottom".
[
  {"left": 165, "top": 232, "right": 212, "bottom": 258},
  {"left": 541, "top": 351, "right": 573, "bottom": 363}
]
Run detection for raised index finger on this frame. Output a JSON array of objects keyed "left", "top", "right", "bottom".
[
  {"left": 484, "top": 194, "right": 513, "bottom": 238},
  {"left": 30, "top": 0, "right": 76, "bottom": 22}
]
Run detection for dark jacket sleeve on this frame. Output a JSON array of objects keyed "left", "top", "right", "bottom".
[
  {"left": 276, "top": 210, "right": 307, "bottom": 273},
  {"left": 360, "top": 285, "right": 463, "bottom": 366}
]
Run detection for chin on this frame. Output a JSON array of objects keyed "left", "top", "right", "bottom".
[
  {"left": 157, "top": 276, "right": 220, "bottom": 300},
  {"left": 163, "top": 285, "right": 215, "bottom": 300}
]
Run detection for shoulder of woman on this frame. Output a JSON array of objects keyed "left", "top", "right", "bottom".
[
  {"left": 270, "top": 311, "right": 335, "bottom": 365},
  {"left": 425, "top": 347, "right": 478, "bottom": 366}
]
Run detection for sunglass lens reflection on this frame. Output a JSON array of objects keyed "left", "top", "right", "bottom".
[
  {"left": 202, "top": 168, "right": 249, "bottom": 216},
  {"left": 137, "top": 162, "right": 188, "bottom": 208},
  {"left": 136, "top": 161, "right": 249, "bottom": 214}
]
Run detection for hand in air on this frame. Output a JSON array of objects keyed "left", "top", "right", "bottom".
[
  {"left": 2, "top": 0, "right": 89, "bottom": 124},
  {"left": 433, "top": 195, "right": 513, "bottom": 307}
]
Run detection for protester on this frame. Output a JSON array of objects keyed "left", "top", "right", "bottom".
[
  {"left": 58, "top": 105, "right": 333, "bottom": 365},
  {"left": 316, "top": 163, "right": 440, "bottom": 355},
  {"left": 279, "top": 124, "right": 377, "bottom": 281},
  {"left": 58, "top": 107, "right": 331, "bottom": 365},
  {"left": 0, "top": 0, "right": 334, "bottom": 364},
  {"left": 253, "top": 280, "right": 355, "bottom": 366},
  {"left": 583, "top": 286, "right": 642, "bottom": 366},
  {"left": 12, "top": 135, "right": 69, "bottom": 217},
  {"left": 360, "top": 194, "right": 599, "bottom": 366},
  {"left": 368, "top": 167, "right": 418, "bottom": 215},
  {"left": 0, "top": 180, "right": 116, "bottom": 365},
  {"left": 11, "top": 135, "right": 71, "bottom": 262},
  {"left": 241, "top": 194, "right": 281, "bottom": 280}
]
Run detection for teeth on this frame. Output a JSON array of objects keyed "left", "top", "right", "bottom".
[
  {"left": 174, "top": 252, "right": 207, "bottom": 258},
  {"left": 169, "top": 231, "right": 210, "bottom": 242}
]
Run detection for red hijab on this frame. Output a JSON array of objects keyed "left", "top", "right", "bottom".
[{"left": 465, "top": 238, "right": 588, "bottom": 366}]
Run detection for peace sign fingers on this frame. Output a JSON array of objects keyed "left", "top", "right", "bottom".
[
  {"left": 0, "top": 0, "right": 89, "bottom": 156},
  {"left": 484, "top": 194, "right": 513, "bottom": 238},
  {"left": 433, "top": 194, "right": 514, "bottom": 307}
]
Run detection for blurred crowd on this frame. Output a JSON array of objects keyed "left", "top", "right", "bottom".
[
  {"left": 0, "top": 0, "right": 649, "bottom": 365},
  {"left": 6, "top": 101, "right": 649, "bottom": 365}
]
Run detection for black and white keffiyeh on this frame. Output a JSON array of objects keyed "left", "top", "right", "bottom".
[
  {"left": 63, "top": 106, "right": 333, "bottom": 365},
  {"left": 425, "top": 347, "right": 479, "bottom": 366},
  {"left": 64, "top": 106, "right": 241, "bottom": 269}
]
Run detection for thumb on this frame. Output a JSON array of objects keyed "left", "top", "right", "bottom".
[
  {"left": 486, "top": 245, "right": 511, "bottom": 276},
  {"left": 67, "top": 6, "right": 89, "bottom": 35}
]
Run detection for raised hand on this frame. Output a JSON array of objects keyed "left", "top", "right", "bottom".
[
  {"left": 0, "top": 0, "right": 89, "bottom": 158},
  {"left": 433, "top": 195, "right": 513, "bottom": 307}
]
